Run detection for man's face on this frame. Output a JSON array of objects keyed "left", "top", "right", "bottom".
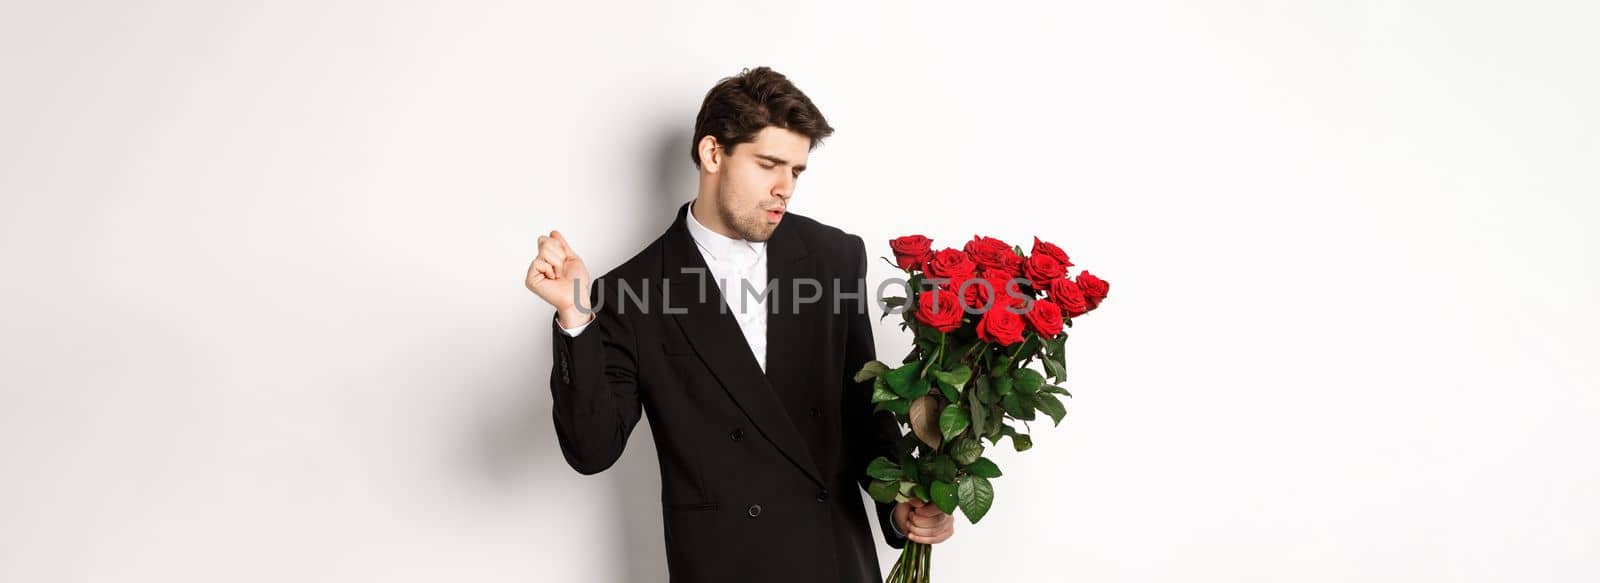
[{"left": 714, "top": 126, "right": 810, "bottom": 242}]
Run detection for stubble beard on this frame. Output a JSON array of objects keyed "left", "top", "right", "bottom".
[{"left": 719, "top": 198, "right": 776, "bottom": 243}]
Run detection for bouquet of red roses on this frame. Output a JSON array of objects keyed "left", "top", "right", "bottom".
[{"left": 854, "top": 234, "right": 1110, "bottom": 583}]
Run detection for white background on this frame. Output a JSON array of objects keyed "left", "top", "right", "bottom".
[{"left": 3, "top": 1, "right": 1596, "bottom": 581}]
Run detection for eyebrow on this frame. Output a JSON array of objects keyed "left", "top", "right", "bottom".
[{"left": 755, "top": 154, "right": 806, "bottom": 172}]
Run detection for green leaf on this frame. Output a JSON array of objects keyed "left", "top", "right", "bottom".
[
  {"left": 1017, "top": 334, "right": 1042, "bottom": 362},
  {"left": 931, "top": 362, "right": 971, "bottom": 397},
  {"left": 1018, "top": 390, "right": 1038, "bottom": 408},
  {"left": 985, "top": 413, "right": 1005, "bottom": 440},
  {"left": 931, "top": 454, "right": 957, "bottom": 483},
  {"left": 957, "top": 475, "right": 995, "bottom": 523},
  {"left": 1034, "top": 391, "right": 1067, "bottom": 426},
  {"left": 1046, "top": 336, "right": 1068, "bottom": 382},
  {"left": 885, "top": 361, "right": 919, "bottom": 396},
  {"left": 939, "top": 404, "right": 971, "bottom": 441},
  {"left": 1041, "top": 351, "right": 1064, "bottom": 382},
  {"left": 993, "top": 355, "right": 1012, "bottom": 371},
  {"left": 867, "top": 479, "right": 900, "bottom": 503},
  {"left": 1043, "top": 336, "right": 1068, "bottom": 382},
  {"left": 975, "top": 375, "right": 996, "bottom": 405},
  {"left": 930, "top": 480, "right": 958, "bottom": 515},
  {"left": 866, "top": 457, "right": 902, "bottom": 481},
  {"left": 1012, "top": 368, "right": 1045, "bottom": 394},
  {"left": 912, "top": 483, "right": 930, "bottom": 503},
  {"left": 1012, "top": 433, "right": 1033, "bottom": 451},
  {"left": 943, "top": 364, "right": 973, "bottom": 386},
  {"left": 965, "top": 457, "right": 1002, "bottom": 478},
  {"left": 870, "top": 377, "right": 898, "bottom": 403},
  {"left": 909, "top": 376, "right": 932, "bottom": 399},
  {"left": 853, "top": 360, "right": 891, "bottom": 383},
  {"left": 1001, "top": 392, "right": 1035, "bottom": 420},
  {"left": 967, "top": 390, "right": 987, "bottom": 438},
  {"left": 1043, "top": 384, "right": 1072, "bottom": 397},
  {"left": 875, "top": 398, "right": 910, "bottom": 416},
  {"left": 902, "top": 457, "right": 920, "bottom": 482},
  {"left": 950, "top": 436, "right": 982, "bottom": 465},
  {"left": 993, "top": 375, "right": 1014, "bottom": 397},
  {"left": 1000, "top": 426, "right": 1033, "bottom": 451}
]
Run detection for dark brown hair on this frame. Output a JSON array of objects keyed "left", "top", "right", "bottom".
[{"left": 690, "top": 66, "right": 835, "bottom": 168}]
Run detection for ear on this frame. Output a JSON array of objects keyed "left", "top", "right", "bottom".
[{"left": 698, "top": 135, "right": 723, "bottom": 173}]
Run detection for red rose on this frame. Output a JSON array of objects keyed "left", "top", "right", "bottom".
[
  {"left": 914, "top": 288, "right": 964, "bottom": 332},
  {"left": 1048, "top": 278, "right": 1088, "bottom": 318},
  {"left": 963, "top": 235, "right": 1018, "bottom": 272},
  {"left": 999, "top": 252, "right": 1024, "bottom": 278},
  {"left": 889, "top": 235, "right": 934, "bottom": 271},
  {"left": 980, "top": 268, "right": 1028, "bottom": 305},
  {"left": 950, "top": 269, "right": 1026, "bottom": 312},
  {"left": 1030, "top": 236, "right": 1073, "bottom": 269},
  {"left": 1022, "top": 253, "right": 1067, "bottom": 288},
  {"left": 1022, "top": 296, "right": 1064, "bottom": 338},
  {"left": 921, "top": 248, "right": 976, "bottom": 283},
  {"left": 976, "top": 296, "right": 1027, "bottom": 346},
  {"left": 943, "top": 273, "right": 988, "bottom": 311},
  {"left": 1076, "top": 271, "right": 1110, "bottom": 311}
]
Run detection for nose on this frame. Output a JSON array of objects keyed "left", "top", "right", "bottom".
[{"left": 775, "top": 175, "right": 794, "bottom": 200}]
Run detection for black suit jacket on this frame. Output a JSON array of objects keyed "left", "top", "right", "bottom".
[{"left": 550, "top": 201, "right": 908, "bottom": 582}]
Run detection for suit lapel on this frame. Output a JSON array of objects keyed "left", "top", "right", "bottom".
[{"left": 661, "top": 202, "right": 824, "bottom": 487}]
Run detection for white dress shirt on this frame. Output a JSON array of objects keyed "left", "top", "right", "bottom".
[{"left": 557, "top": 199, "right": 771, "bottom": 372}]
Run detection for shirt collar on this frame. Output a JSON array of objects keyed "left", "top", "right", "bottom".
[{"left": 686, "top": 198, "right": 765, "bottom": 263}]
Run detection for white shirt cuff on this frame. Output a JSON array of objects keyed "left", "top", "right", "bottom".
[{"left": 558, "top": 313, "right": 595, "bottom": 337}]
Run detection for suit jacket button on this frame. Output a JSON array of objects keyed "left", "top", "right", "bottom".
[
  {"left": 747, "top": 504, "right": 762, "bottom": 517},
  {"left": 810, "top": 406, "right": 821, "bottom": 418},
  {"left": 816, "top": 489, "right": 829, "bottom": 502},
  {"left": 730, "top": 427, "right": 744, "bottom": 441}
]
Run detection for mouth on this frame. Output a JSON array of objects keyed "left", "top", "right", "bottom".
[{"left": 766, "top": 207, "right": 785, "bottom": 222}]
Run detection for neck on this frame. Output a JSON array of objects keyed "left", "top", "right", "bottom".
[{"left": 690, "top": 196, "right": 742, "bottom": 240}]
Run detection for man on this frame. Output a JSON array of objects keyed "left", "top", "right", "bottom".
[{"left": 525, "top": 66, "right": 955, "bottom": 582}]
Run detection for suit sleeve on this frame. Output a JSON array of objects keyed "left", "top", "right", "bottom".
[
  {"left": 550, "top": 277, "right": 643, "bottom": 475},
  {"left": 841, "top": 235, "right": 909, "bottom": 549}
]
